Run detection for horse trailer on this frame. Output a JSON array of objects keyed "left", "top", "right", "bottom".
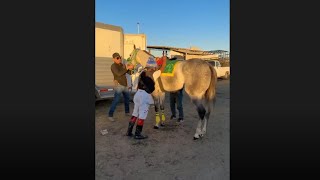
[{"left": 95, "top": 22, "right": 124, "bottom": 101}]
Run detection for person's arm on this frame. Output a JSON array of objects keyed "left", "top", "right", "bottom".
[
  {"left": 153, "top": 70, "right": 161, "bottom": 81},
  {"left": 111, "top": 64, "right": 129, "bottom": 76},
  {"left": 127, "top": 69, "right": 134, "bottom": 75},
  {"left": 159, "top": 56, "right": 167, "bottom": 73}
]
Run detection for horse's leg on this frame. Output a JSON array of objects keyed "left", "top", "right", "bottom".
[
  {"left": 201, "top": 112, "right": 209, "bottom": 137},
  {"left": 192, "top": 99, "right": 206, "bottom": 140},
  {"left": 201, "top": 97, "right": 216, "bottom": 136},
  {"left": 194, "top": 119, "right": 203, "bottom": 140},
  {"left": 200, "top": 103, "right": 210, "bottom": 136},
  {"left": 160, "top": 92, "right": 166, "bottom": 126},
  {"left": 154, "top": 96, "right": 161, "bottom": 129}
]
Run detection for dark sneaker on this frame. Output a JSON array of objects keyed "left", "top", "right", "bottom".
[
  {"left": 177, "top": 118, "right": 184, "bottom": 123},
  {"left": 126, "top": 132, "right": 133, "bottom": 136},
  {"left": 170, "top": 115, "right": 176, "bottom": 120}
]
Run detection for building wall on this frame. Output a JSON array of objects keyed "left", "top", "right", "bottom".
[
  {"left": 186, "top": 54, "right": 219, "bottom": 60},
  {"left": 124, "top": 34, "right": 147, "bottom": 59},
  {"left": 170, "top": 50, "right": 219, "bottom": 60},
  {"left": 170, "top": 51, "right": 185, "bottom": 60},
  {"left": 95, "top": 22, "right": 124, "bottom": 86},
  {"left": 95, "top": 22, "right": 124, "bottom": 57}
]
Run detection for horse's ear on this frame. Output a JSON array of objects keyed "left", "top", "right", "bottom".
[{"left": 133, "top": 44, "right": 136, "bottom": 49}]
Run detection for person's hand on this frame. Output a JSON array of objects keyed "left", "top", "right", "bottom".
[
  {"left": 137, "top": 66, "right": 143, "bottom": 73},
  {"left": 126, "top": 64, "right": 134, "bottom": 70}
]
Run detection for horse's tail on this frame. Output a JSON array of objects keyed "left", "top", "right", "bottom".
[{"left": 204, "top": 64, "right": 217, "bottom": 103}]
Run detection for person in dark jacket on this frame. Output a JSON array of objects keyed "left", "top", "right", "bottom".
[
  {"left": 170, "top": 87, "right": 184, "bottom": 123},
  {"left": 108, "top": 52, "right": 134, "bottom": 122}
]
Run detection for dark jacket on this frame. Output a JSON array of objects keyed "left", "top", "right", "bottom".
[{"left": 110, "top": 63, "right": 131, "bottom": 86}]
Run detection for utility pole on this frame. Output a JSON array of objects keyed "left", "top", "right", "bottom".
[{"left": 137, "top": 22, "right": 140, "bottom": 34}]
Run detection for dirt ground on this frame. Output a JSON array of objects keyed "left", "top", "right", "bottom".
[{"left": 95, "top": 79, "right": 230, "bottom": 180}]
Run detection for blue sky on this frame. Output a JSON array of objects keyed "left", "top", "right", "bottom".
[{"left": 96, "top": 0, "right": 229, "bottom": 52}]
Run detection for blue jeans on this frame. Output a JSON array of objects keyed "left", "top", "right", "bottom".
[
  {"left": 170, "top": 88, "right": 184, "bottom": 119},
  {"left": 108, "top": 85, "right": 130, "bottom": 117}
]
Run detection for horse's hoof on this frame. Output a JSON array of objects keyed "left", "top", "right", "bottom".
[
  {"left": 160, "top": 123, "right": 165, "bottom": 127},
  {"left": 199, "top": 134, "right": 204, "bottom": 138},
  {"left": 153, "top": 126, "right": 159, "bottom": 129},
  {"left": 193, "top": 134, "right": 200, "bottom": 140}
]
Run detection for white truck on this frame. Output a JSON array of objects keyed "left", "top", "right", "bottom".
[{"left": 206, "top": 60, "right": 230, "bottom": 79}]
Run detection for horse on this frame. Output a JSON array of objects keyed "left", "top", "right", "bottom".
[{"left": 127, "top": 45, "right": 218, "bottom": 140}]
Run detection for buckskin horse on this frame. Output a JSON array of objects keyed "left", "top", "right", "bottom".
[{"left": 127, "top": 45, "right": 217, "bottom": 140}]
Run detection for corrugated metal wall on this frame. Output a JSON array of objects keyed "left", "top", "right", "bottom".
[{"left": 95, "top": 57, "right": 114, "bottom": 86}]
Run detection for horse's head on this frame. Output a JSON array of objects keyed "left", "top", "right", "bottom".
[
  {"left": 127, "top": 45, "right": 139, "bottom": 66},
  {"left": 128, "top": 45, "right": 161, "bottom": 91},
  {"left": 127, "top": 44, "right": 155, "bottom": 68}
]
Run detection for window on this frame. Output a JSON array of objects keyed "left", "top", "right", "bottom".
[{"left": 208, "top": 61, "right": 215, "bottom": 66}]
